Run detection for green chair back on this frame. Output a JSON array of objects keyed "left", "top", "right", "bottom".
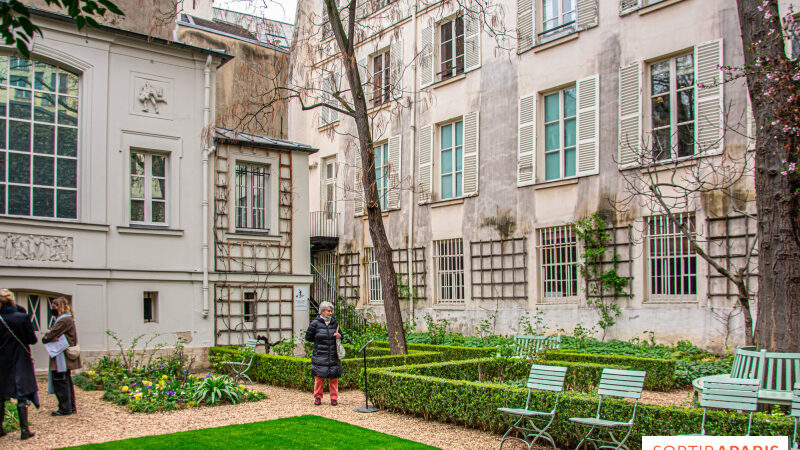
[
  {"left": 792, "top": 382, "right": 800, "bottom": 418},
  {"left": 701, "top": 378, "right": 759, "bottom": 412},
  {"left": 527, "top": 364, "right": 568, "bottom": 392},
  {"left": 597, "top": 368, "right": 646, "bottom": 399}
]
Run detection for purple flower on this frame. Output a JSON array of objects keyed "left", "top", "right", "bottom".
[
  {"left": 205, "top": 373, "right": 211, "bottom": 379},
  {"left": 167, "top": 390, "right": 175, "bottom": 397},
  {"left": 132, "top": 382, "right": 138, "bottom": 386},
  {"left": 183, "top": 370, "right": 188, "bottom": 373}
]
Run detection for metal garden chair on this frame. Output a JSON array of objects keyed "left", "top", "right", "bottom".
[
  {"left": 791, "top": 382, "right": 799, "bottom": 450},
  {"left": 497, "top": 364, "right": 568, "bottom": 449},
  {"left": 221, "top": 338, "right": 258, "bottom": 383},
  {"left": 568, "top": 368, "right": 646, "bottom": 450},
  {"left": 683, "top": 378, "right": 759, "bottom": 436}
]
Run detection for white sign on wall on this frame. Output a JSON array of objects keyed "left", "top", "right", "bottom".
[{"left": 294, "top": 287, "right": 309, "bottom": 311}]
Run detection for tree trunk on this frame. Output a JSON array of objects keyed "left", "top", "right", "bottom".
[
  {"left": 736, "top": 0, "right": 800, "bottom": 352},
  {"left": 324, "top": 0, "right": 407, "bottom": 354}
]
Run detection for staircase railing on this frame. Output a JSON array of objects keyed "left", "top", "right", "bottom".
[{"left": 310, "top": 264, "right": 368, "bottom": 335}]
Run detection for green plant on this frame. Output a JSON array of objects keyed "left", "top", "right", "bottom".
[
  {"left": 193, "top": 375, "right": 242, "bottom": 406},
  {"left": 474, "top": 315, "right": 496, "bottom": 346},
  {"left": 397, "top": 274, "right": 419, "bottom": 302},
  {"left": 423, "top": 315, "right": 450, "bottom": 345},
  {"left": 106, "top": 330, "right": 164, "bottom": 371},
  {"left": 3, "top": 400, "right": 19, "bottom": 431},
  {"left": 271, "top": 335, "right": 296, "bottom": 357}
]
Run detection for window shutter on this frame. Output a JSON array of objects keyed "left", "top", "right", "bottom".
[
  {"left": 417, "top": 124, "right": 433, "bottom": 204},
  {"left": 464, "top": 13, "right": 481, "bottom": 72},
  {"left": 576, "top": 74, "right": 600, "bottom": 176},
  {"left": 517, "top": 0, "right": 534, "bottom": 50},
  {"left": 353, "top": 150, "right": 364, "bottom": 216},
  {"left": 420, "top": 26, "right": 434, "bottom": 88},
  {"left": 319, "top": 76, "right": 331, "bottom": 127},
  {"left": 619, "top": 0, "right": 640, "bottom": 14},
  {"left": 517, "top": 94, "right": 536, "bottom": 186},
  {"left": 328, "top": 74, "right": 339, "bottom": 123},
  {"left": 357, "top": 56, "right": 368, "bottom": 88},
  {"left": 387, "top": 134, "right": 401, "bottom": 209},
  {"left": 462, "top": 111, "right": 479, "bottom": 196},
  {"left": 695, "top": 39, "right": 723, "bottom": 155},
  {"left": 390, "top": 39, "right": 403, "bottom": 99},
  {"left": 576, "top": 0, "right": 598, "bottom": 29},
  {"left": 618, "top": 61, "right": 642, "bottom": 167}
]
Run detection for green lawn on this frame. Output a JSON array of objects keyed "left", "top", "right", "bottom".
[{"left": 63, "top": 415, "right": 439, "bottom": 449}]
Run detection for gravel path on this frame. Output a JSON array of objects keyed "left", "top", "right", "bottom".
[{"left": 1, "top": 380, "right": 530, "bottom": 450}]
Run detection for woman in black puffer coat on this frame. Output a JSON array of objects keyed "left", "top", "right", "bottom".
[{"left": 305, "top": 301, "right": 342, "bottom": 406}]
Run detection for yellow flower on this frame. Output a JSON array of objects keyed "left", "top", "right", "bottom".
[
  {"left": 121, "top": 386, "right": 129, "bottom": 392},
  {"left": 86, "top": 370, "right": 95, "bottom": 376},
  {"left": 134, "top": 393, "right": 143, "bottom": 400},
  {"left": 238, "top": 384, "right": 246, "bottom": 390},
  {"left": 161, "top": 375, "right": 168, "bottom": 380}
]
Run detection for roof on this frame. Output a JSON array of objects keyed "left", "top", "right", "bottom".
[
  {"left": 212, "top": 7, "right": 293, "bottom": 48},
  {"left": 215, "top": 127, "right": 317, "bottom": 154},
  {"left": 29, "top": 8, "right": 233, "bottom": 67},
  {"left": 178, "top": 14, "right": 289, "bottom": 54}
]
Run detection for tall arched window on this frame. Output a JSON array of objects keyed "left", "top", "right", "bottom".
[{"left": 0, "top": 56, "right": 79, "bottom": 219}]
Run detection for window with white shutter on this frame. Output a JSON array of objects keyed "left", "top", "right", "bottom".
[
  {"left": 521, "top": 0, "right": 596, "bottom": 52},
  {"left": 694, "top": 39, "right": 723, "bottom": 155},
  {"left": 387, "top": 135, "right": 401, "bottom": 209},
  {"left": 374, "top": 142, "right": 390, "bottom": 210},
  {"left": 576, "top": 74, "right": 600, "bottom": 176},
  {"left": 618, "top": 62, "right": 642, "bottom": 166},
  {"left": 417, "top": 125, "right": 433, "bottom": 203},
  {"left": 542, "top": 87, "right": 577, "bottom": 181},
  {"left": 518, "top": 94, "right": 536, "bottom": 186},
  {"left": 439, "top": 16, "right": 465, "bottom": 81},
  {"left": 353, "top": 150, "right": 364, "bottom": 216},
  {"left": 420, "top": 26, "right": 434, "bottom": 88},
  {"left": 318, "top": 73, "right": 340, "bottom": 128},
  {"left": 390, "top": 39, "right": 403, "bottom": 99},
  {"left": 431, "top": 112, "right": 479, "bottom": 200}
]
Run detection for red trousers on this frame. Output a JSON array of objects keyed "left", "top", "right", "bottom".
[{"left": 313, "top": 376, "right": 338, "bottom": 400}]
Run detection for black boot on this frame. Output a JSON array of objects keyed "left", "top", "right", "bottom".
[
  {"left": 18, "top": 403, "right": 34, "bottom": 440},
  {"left": 0, "top": 399, "right": 6, "bottom": 437}
]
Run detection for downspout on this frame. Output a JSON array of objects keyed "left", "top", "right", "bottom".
[
  {"left": 407, "top": 0, "right": 419, "bottom": 322},
  {"left": 202, "top": 54, "right": 212, "bottom": 318}
]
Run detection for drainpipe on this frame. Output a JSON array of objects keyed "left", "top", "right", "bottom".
[
  {"left": 202, "top": 54, "right": 212, "bottom": 318},
  {"left": 407, "top": 0, "right": 419, "bottom": 322}
]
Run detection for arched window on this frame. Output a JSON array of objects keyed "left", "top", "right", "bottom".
[{"left": 0, "top": 56, "right": 79, "bottom": 219}]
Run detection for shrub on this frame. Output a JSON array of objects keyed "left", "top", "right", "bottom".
[
  {"left": 674, "top": 359, "right": 733, "bottom": 387},
  {"left": 543, "top": 350, "right": 676, "bottom": 391},
  {"left": 371, "top": 341, "right": 497, "bottom": 360},
  {"left": 2, "top": 400, "right": 19, "bottom": 431}
]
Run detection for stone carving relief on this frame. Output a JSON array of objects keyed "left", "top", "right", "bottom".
[
  {"left": 131, "top": 74, "right": 172, "bottom": 118},
  {"left": 0, "top": 233, "right": 74, "bottom": 262},
  {"left": 138, "top": 81, "right": 168, "bottom": 114}
]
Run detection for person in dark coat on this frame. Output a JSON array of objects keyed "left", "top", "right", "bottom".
[
  {"left": 42, "top": 297, "right": 80, "bottom": 416},
  {"left": 305, "top": 301, "right": 343, "bottom": 406},
  {"left": 0, "top": 288, "right": 38, "bottom": 440}
]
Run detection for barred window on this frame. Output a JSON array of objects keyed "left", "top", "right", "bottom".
[
  {"left": 0, "top": 56, "right": 79, "bottom": 219},
  {"left": 647, "top": 213, "right": 697, "bottom": 297},
  {"left": 434, "top": 238, "right": 464, "bottom": 303},
  {"left": 235, "top": 163, "right": 269, "bottom": 231},
  {"left": 537, "top": 226, "right": 578, "bottom": 300},
  {"left": 366, "top": 247, "right": 383, "bottom": 303}
]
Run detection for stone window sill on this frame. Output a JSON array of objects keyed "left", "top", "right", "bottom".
[
  {"left": 639, "top": 0, "right": 686, "bottom": 16},
  {"left": 433, "top": 303, "right": 465, "bottom": 310},
  {"left": 530, "top": 31, "right": 579, "bottom": 54},
  {"left": 430, "top": 198, "right": 465, "bottom": 208},
  {"left": 118, "top": 226, "right": 184, "bottom": 236},
  {"left": 0, "top": 217, "right": 109, "bottom": 232},
  {"left": 533, "top": 177, "right": 580, "bottom": 191},
  {"left": 431, "top": 73, "right": 466, "bottom": 89},
  {"left": 225, "top": 231, "right": 282, "bottom": 242}
]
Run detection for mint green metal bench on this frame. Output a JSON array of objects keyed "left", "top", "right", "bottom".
[
  {"left": 569, "top": 368, "right": 646, "bottom": 450},
  {"left": 685, "top": 378, "right": 759, "bottom": 436},
  {"left": 791, "top": 382, "right": 799, "bottom": 450},
  {"left": 221, "top": 338, "right": 258, "bottom": 383},
  {"left": 498, "top": 364, "right": 568, "bottom": 450},
  {"left": 509, "top": 335, "right": 562, "bottom": 359}
]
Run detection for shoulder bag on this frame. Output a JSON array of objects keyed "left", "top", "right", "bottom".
[{"left": 335, "top": 325, "right": 346, "bottom": 360}]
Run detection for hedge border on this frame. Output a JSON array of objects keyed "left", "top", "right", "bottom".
[{"left": 543, "top": 350, "right": 676, "bottom": 391}]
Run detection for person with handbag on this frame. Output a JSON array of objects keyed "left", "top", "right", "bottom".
[
  {"left": 0, "top": 288, "right": 38, "bottom": 440},
  {"left": 305, "top": 301, "right": 344, "bottom": 406},
  {"left": 42, "top": 297, "right": 81, "bottom": 416}
]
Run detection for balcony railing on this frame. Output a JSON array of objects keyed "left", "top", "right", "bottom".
[{"left": 310, "top": 211, "right": 339, "bottom": 238}]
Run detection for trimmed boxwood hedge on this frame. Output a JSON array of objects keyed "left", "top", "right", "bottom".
[
  {"left": 371, "top": 341, "right": 497, "bottom": 360},
  {"left": 543, "top": 350, "right": 676, "bottom": 391},
  {"left": 367, "top": 364, "right": 793, "bottom": 449}
]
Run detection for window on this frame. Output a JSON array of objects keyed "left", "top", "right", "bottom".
[
  {"left": 537, "top": 226, "right": 578, "bottom": 299},
  {"left": 0, "top": 56, "right": 79, "bottom": 219},
  {"left": 243, "top": 291, "right": 255, "bottom": 322},
  {"left": 541, "top": 0, "right": 576, "bottom": 37},
  {"left": 235, "top": 163, "right": 269, "bottom": 231},
  {"left": 440, "top": 120, "right": 463, "bottom": 199},
  {"left": 372, "top": 50, "right": 391, "bottom": 108},
  {"left": 433, "top": 238, "right": 464, "bottom": 303},
  {"left": 646, "top": 213, "right": 697, "bottom": 297},
  {"left": 322, "top": 156, "right": 336, "bottom": 217},
  {"left": 374, "top": 143, "right": 389, "bottom": 210},
  {"left": 366, "top": 248, "right": 382, "bottom": 303},
  {"left": 543, "top": 87, "right": 576, "bottom": 181},
  {"left": 319, "top": 73, "right": 339, "bottom": 127},
  {"left": 650, "top": 54, "right": 695, "bottom": 160},
  {"left": 130, "top": 152, "right": 167, "bottom": 225},
  {"left": 143, "top": 291, "right": 158, "bottom": 323},
  {"left": 439, "top": 16, "right": 464, "bottom": 81}
]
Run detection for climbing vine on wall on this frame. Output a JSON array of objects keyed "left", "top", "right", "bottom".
[{"left": 571, "top": 214, "right": 629, "bottom": 340}]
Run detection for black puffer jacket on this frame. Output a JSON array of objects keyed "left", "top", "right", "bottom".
[
  {"left": 305, "top": 316, "right": 343, "bottom": 379},
  {"left": 0, "top": 305, "right": 38, "bottom": 402}
]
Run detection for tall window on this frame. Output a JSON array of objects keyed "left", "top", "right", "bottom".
[
  {"left": 647, "top": 213, "right": 697, "bottom": 297},
  {"left": 542, "top": 0, "right": 576, "bottom": 37},
  {"left": 130, "top": 152, "right": 167, "bottom": 225},
  {"left": 439, "top": 16, "right": 464, "bottom": 81},
  {"left": 374, "top": 143, "right": 389, "bottom": 210},
  {"left": 243, "top": 291, "right": 255, "bottom": 322},
  {"left": 544, "top": 87, "right": 576, "bottom": 181},
  {"left": 322, "top": 157, "right": 336, "bottom": 217},
  {"left": 0, "top": 56, "right": 79, "bottom": 219},
  {"left": 650, "top": 54, "right": 695, "bottom": 160},
  {"left": 434, "top": 238, "right": 464, "bottom": 303},
  {"left": 440, "top": 120, "right": 463, "bottom": 200},
  {"left": 372, "top": 50, "right": 391, "bottom": 108},
  {"left": 235, "top": 163, "right": 269, "bottom": 231},
  {"left": 538, "top": 226, "right": 578, "bottom": 299},
  {"left": 143, "top": 291, "right": 158, "bottom": 323},
  {"left": 366, "top": 248, "right": 382, "bottom": 303}
]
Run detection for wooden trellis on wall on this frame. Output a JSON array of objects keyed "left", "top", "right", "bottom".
[
  {"left": 584, "top": 225, "right": 633, "bottom": 301},
  {"left": 391, "top": 248, "right": 427, "bottom": 301},
  {"left": 337, "top": 251, "right": 361, "bottom": 304},
  {"left": 706, "top": 214, "right": 759, "bottom": 303},
  {"left": 470, "top": 238, "right": 527, "bottom": 300},
  {"left": 214, "top": 284, "right": 294, "bottom": 346}
]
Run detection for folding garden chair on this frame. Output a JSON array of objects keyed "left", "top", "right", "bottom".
[
  {"left": 683, "top": 378, "right": 759, "bottom": 436},
  {"left": 791, "top": 382, "right": 799, "bottom": 450},
  {"left": 221, "top": 339, "right": 258, "bottom": 383},
  {"left": 568, "top": 368, "right": 646, "bottom": 450},
  {"left": 497, "top": 364, "right": 568, "bottom": 450}
]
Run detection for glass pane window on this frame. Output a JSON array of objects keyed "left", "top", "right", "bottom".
[
  {"left": 538, "top": 226, "right": 578, "bottom": 299},
  {"left": 235, "top": 163, "right": 269, "bottom": 231},
  {"left": 647, "top": 213, "right": 697, "bottom": 297},
  {"left": 440, "top": 120, "right": 463, "bottom": 200},
  {"left": 543, "top": 87, "right": 577, "bottom": 181},
  {"left": 374, "top": 143, "right": 389, "bottom": 210},
  {"left": 372, "top": 50, "right": 391, "bottom": 108},
  {"left": 433, "top": 238, "right": 464, "bottom": 303},
  {"left": 542, "top": 0, "right": 576, "bottom": 36},
  {"left": 650, "top": 54, "right": 695, "bottom": 161},
  {"left": 439, "top": 16, "right": 464, "bottom": 81},
  {"left": 322, "top": 157, "right": 336, "bottom": 217},
  {"left": 0, "top": 56, "right": 79, "bottom": 219},
  {"left": 366, "top": 248, "right": 383, "bottom": 303},
  {"left": 130, "top": 151, "right": 168, "bottom": 225}
]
